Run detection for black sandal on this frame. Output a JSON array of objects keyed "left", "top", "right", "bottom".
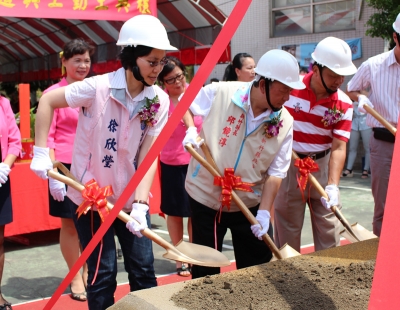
[
  {"left": 342, "top": 169, "right": 353, "bottom": 177},
  {"left": 361, "top": 171, "right": 369, "bottom": 179},
  {"left": 0, "top": 302, "right": 12, "bottom": 310},
  {"left": 70, "top": 284, "right": 87, "bottom": 302},
  {"left": 176, "top": 264, "right": 191, "bottom": 277}
]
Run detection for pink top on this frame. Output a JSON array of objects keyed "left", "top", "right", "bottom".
[
  {"left": 65, "top": 68, "right": 170, "bottom": 212},
  {"left": 0, "top": 96, "right": 22, "bottom": 163},
  {"left": 160, "top": 99, "right": 202, "bottom": 165},
  {"left": 45, "top": 78, "right": 79, "bottom": 163}
]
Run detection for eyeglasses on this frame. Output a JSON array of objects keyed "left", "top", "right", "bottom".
[
  {"left": 164, "top": 73, "right": 185, "bottom": 85},
  {"left": 138, "top": 57, "right": 169, "bottom": 68}
]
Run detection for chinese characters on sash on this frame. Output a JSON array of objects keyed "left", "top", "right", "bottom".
[
  {"left": 218, "top": 113, "right": 245, "bottom": 147},
  {"left": 103, "top": 118, "right": 118, "bottom": 168}
]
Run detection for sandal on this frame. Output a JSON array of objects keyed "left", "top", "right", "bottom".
[
  {"left": 361, "top": 170, "right": 369, "bottom": 179},
  {"left": 0, "top": 302, "right": 12, "bottom": 310},
  {"left": 176, "top": 264, "right": 191, "bottom": 277},
  {"left": 70, "top": 285, "right": 87, "bottom": 302},
  {"left": 342, "top": 169, "right": 353, "bottom": 177}
]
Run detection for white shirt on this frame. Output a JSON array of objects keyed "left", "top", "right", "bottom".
[
  {"left": 347, "top": 49, "right": 400, "bottom": 128},
  {"left": 189, "top": 83, "right": 293, "bottom": 179}
]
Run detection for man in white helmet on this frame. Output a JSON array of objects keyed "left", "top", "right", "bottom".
[
  {"left": 182, "top": 49, "right": 305, "bottom": 279},
  {"left": 30, "top": 15, "right": 177, "bottom": 309},
  {"left": 274, "top": 37, "right": 357, "bottom": 253},
  {"left": 347, "top": 13, "right": 400, "bottom": 237}
]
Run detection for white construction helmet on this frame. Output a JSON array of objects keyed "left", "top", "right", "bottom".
[
  {"left": 393, "top": 13, "right": 400, "bottom": 33},
  {"left": 311, "top": 37, "right": 357, "bottom": 76},
  {"left": 254, "top": 49, "right": 305, "bottom": 90},
  {"left": 117, "top": 15, "right": 177, "bottom": 51}
]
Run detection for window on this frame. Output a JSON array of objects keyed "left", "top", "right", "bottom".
[{"left": 272, "top": 0, "right": 355, "bottom": 37}]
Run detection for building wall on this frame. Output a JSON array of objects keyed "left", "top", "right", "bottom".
[{"left": 209, "top": 0, "right": 385, "bottom": 87}]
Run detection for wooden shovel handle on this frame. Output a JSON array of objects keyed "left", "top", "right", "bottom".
[
  {"left": 291, "top": 152, "right": 327, "bottom": 198},
  {"left": 48, "top": 162, "right": 176, "bottom": 251},
  {"left": 364, "top": 105, "right": 397, "bottom": 136},
  {"left": 291, "top": 151, "right": 360, "bottom": 242},
  {"left": 187, "top": 143, "right": 283, "bottom": 259}
]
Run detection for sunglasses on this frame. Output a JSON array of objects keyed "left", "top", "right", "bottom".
[
  {"left": 164, "top": 73, "right": 185, "bottom": 85},
  {"left": 138, "top": 57, "right": 169, "bottom": 68}
]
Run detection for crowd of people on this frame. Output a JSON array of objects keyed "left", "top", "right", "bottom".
[{"left": 0, "top": 11, "right": 398, "bottom": 310}]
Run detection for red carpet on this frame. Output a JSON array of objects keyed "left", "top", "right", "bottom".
[
  {"left": 12, "top": 241, "right": 350, "bottom": 310},
  {"left": 12, "top": 263, "right": 236, "bottom": 310}
]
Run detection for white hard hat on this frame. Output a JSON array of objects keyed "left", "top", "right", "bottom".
[
  {"left": 117, "top": 15, "right": 177, "bottom": 51},
  {"left": 311, "top": 37, "right": 357, "bottom": 76},
  {"left": 254, "top": 49, "right": 305, "bottom": 90},
  {"left": 393, "top": 13, "right": 400, "bottom": 33}
]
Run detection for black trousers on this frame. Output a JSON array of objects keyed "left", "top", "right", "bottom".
[{"left": 189, "top": 196, "right": 273, "bottom": 279}]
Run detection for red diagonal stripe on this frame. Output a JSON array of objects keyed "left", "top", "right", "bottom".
[{"left": 43, "top": 1, "right": 253, "bottom": 309}]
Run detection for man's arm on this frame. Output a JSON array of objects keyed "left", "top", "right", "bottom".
[
  {"left": 259, "top": 175, "right": 282, "bottom": 212},
  {"left": 346, "top": 60, "right": 370, "bottom": 103},
  {"left": 328, "top": 137, "right": 347, "bottom": 186},
  {"left": 346, "top": 90, "right": 362, "bottom": 102},
  {"left": 250, "top": 175, "right": 282, "bottom": 239},
  {"left": 346, "top": 89, "right": 369, "bottom": 103}
]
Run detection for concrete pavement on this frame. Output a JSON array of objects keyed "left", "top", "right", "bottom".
[{"left": 2, "top": 173, "right": 373, "bottom": 306}]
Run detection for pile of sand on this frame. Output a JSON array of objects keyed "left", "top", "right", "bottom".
[{"left": 171, "top": 239, "right": 378, "bottom": 310}]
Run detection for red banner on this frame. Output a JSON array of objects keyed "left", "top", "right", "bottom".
[{"left": 1, "top": 0, "right": 156, "bottom": 21}]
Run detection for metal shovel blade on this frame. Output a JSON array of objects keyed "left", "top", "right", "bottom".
[
  {"left": 270, "top": 243, "right": 302, "bottom": 262},
  {"left": 163, "top": 240, "right": 231, "bottom": 267},
  {"left": 340, "top": 223, "right": 378, "bottom": 243}
]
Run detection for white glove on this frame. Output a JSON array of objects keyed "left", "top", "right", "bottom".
[
  {"left": 49, "top": 177, "right": 66, "bottom": 201},
  {"left": 182, "top": 126, "right": 204, "bottom": 151},
  {"left": 30, "top": 146, "right": 53, "bottom": 179},
  {"left": 320, "top": 184, "right": 339, "bottom": 210},
  {"left": 250, "top": 210, "right": 270, "bottom": 240},
  {"left": 0, "top": 163, "right": 11, "bottom": 187},
  {"left": 357, "top": 95, "right": 374, "bottom": 114},
  {"left": 126, "top": 202, "right": 149, "bottom": 237}
]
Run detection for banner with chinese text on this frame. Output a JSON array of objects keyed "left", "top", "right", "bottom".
[{"left": 0, "top": 0, "right": 156, "bottom": 21}]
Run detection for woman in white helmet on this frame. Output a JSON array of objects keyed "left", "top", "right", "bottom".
[
  {"left": 30, "top": 15, "right": 176, "bottom": 309},
  {"left": 274, "top": 36, "right": 357, "bottom": 253},
  {"left": 182, "top": 49, "right": 305, "bottom": 279}
]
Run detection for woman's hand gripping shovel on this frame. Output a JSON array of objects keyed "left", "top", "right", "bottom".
[
  {"left": 47, "top": 162, "right": 230, "bottom": 268},
  {"left": 185, "top": 142, "right": 301, "bottom": 260},
  {"left": 291, "top": 151, "right": 377, "bottom": 243}
]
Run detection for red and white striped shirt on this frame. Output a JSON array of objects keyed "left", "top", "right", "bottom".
[
  {"left": 284, "top": 72, "right": 353, "bottom": 153},
  {"left": 347, "top": 49, "right": 400, "bottom": 128}
]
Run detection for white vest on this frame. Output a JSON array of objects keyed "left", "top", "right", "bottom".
[{"left": 185, "top": 82, "right": 293, "bottom": 212}]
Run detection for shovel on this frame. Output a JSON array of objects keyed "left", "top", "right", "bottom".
[
  {"left": 185, "top": 143, "right": 301, "bottom": 260},
  {"left": 291, "top": 151, "right": 377, "bottom": 243},
  {"left": 47, "top": 162, "right": 231, "bottom": 268}
]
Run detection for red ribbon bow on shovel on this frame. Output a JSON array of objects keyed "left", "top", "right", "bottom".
[
  {"left": 294, "top": 157, "right": 319, "bottom": 194},
  {"left": 213, "top": 168, "right": 254, "bottom": 210},
  {"left": 76, "top": 179, "right": 113, "bottom": 222}
]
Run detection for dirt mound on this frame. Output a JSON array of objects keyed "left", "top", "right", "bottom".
[{"left": 171, "top": 239, "right": 378, "bottom": 310}]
